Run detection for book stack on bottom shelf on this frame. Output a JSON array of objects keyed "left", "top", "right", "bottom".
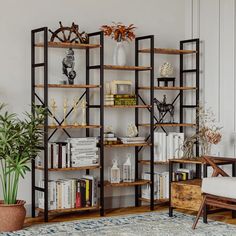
[
  {"left": 38, "top": 175, "right": 98, "bottom": 211},
  {"left": 172, "top": 168, "right": 194, "bottom": 181},
  {"left": 141, "top": 171, "right": 169, "bottom": 201}
]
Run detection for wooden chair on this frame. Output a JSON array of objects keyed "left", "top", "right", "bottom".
[{"left": 192, "top": 156, "right": 236, "bottom": 229}]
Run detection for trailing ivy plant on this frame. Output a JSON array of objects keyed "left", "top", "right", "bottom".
[{"left": 0, "top": 104, "right": 45, "bottom": 204}]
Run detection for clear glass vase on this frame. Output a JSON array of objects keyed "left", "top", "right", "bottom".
[
  {"left": 201, "top": 142, "right": 211, "bottom": 157},
  {"left": 113, "top": 41, "right": 126, "bottom": 66}
]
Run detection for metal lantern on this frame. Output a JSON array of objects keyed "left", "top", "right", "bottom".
[
  {"left": 123, "top": 154, "right": 133, "bottom": 182},
  {"left": 110, "top": 160, "right": 121, "bottom": 183}
]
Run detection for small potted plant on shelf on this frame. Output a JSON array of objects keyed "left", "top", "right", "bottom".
[
  {"left": 0, "top": 104, "right": 45, "bottom": 232},
  {"left": 101, "top": 22, "right": 136, "bottom": 66}
]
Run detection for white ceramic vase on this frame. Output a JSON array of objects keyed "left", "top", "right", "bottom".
[{"left": 113, "top": 41, "right": 126, "bottom": 66}]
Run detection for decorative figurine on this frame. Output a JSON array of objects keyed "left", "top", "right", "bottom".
[
  {"left": 62, "top": 98, "right": 69, "bottom": 126},
  {"left": 127, "top": 124, "right": 138, "bottom": 138},
  {"left": 157, "top": 62, "right": 175, "bottom": 87},
  {"left": 72, "top": 98, "right": 79, "bottom": 126},
  {"left": 123, "top": 154, "right": 133, "bottom": 182},
  {"left": 153, "top": 95, "right": 175, "bottom": 123},
  {"left": 159, "top": 62, "right": 174, "bottom": 77},
  {"left": 80, "top": 99, "right": 87, "bottom": 126},
  {"left": 62, "top": 48, "right": 76, "bottom": 85},
  {"left": 110, "top": 160, "right": 121, "bottom": 183},
  {"left": 49, "top": 98, "right": 57, "bottom": 126}
]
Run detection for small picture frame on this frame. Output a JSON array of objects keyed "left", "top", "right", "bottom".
[{"left": 111, "top": 80, "right": 132, "bottom": 95}]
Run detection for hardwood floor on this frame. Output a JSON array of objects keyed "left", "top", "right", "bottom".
[{"left": 24, "top": 206, "right": 236, "bottom": 228}]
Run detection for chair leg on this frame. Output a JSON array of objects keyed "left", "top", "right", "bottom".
[{"left": 192, "top": 195, "right": 207, "bottom": 230}]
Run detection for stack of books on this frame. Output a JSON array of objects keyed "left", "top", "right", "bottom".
[
  {"left": 104, "top": 132, "right": 118, "bottom": 145},
  {"left": 119, "top": 137, "right": 146, "bottom": 144},
  {"left": 172, "top": 168, "right": 194, "bottom": 181},
  {"left": 114, "top": 94, "right": 136, "bottom": 106},
  {"left": 142, "top": 171, "right": 169, "bottom": 200},
  {"left": 38, "top": 175, "right": 98, "bottom": 210},
  {"left": 105, "top": 94, "right": 114, "bottom": 105},
  {"left": 154, "top": 132, "right": 184, "bottom": 162},
  {"left": 67, "top": 137, "right": 99, "bottom": 167}
]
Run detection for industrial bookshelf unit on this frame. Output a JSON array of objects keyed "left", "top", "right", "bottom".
[
  {"left": 31, "top": 26, "right": 200, "bottom": 222},
  {"left": 137, "top": 38, "right": 200, "bottom": 207},
  {"left": 31, "top": 27, "right": 104, "bottom": 222}
]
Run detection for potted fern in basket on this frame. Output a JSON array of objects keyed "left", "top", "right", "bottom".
[{"left": 0, "top": 104, "right": 45, "bottom": 232}]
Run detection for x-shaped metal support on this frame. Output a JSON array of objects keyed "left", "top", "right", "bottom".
[{"left": 35, "top": 90, "right": 86, "bottom": 141}]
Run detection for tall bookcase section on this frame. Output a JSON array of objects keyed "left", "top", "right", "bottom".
[
  {"left": 31, "top": 27, "right": 104, "bottom": 222},
  {"left": 137, "top": 38, "right": 200, "bottom": 208},
  {"left": 100, "top": 36, "right": 154, "bottom": 213}
]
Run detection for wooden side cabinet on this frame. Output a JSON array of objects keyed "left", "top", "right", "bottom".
[{"left": 171, "top": 179, "right": 202, "bottom": 211}]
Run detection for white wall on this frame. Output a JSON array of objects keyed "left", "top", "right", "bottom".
[
  {"left": 185, "top": 0, "right": 236, "bottom": 157},
  {"left": 0, "top": 0, "right": 186, "bottom": 211}
]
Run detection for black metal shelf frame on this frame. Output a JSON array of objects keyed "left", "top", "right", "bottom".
[
  {"left": 135, "top": 35, "right": 155, "bottom": 210},
  {"left": 31, "top": 28, "right": 104, "bottom": 222},
  {"left": 169, "top": 38, "right": 200, "bottom": 217}
]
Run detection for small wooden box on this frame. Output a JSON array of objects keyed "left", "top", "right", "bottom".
[{"left": 171, "top": 179, "right": 202, "bottom": 211}]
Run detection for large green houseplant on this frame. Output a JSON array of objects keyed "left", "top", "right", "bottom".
[{"left": 0, "top": 104, "right": 45, "bottom": 232}]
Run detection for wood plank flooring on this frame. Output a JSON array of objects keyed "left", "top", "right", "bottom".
[{"left": 24, "top": 206, "right": 236, "bottom": 228}]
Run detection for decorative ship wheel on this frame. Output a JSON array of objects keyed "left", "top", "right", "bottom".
[{"left": 49, "top": 22, "right": 88, "bottom": 44}]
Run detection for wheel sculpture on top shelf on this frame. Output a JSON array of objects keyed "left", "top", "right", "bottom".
[{"left": 49, "top": 22, "right": 89, "bottom": 44}]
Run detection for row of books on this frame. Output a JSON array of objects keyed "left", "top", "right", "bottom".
[
  {"left": 172, "top": 168, "right": 194, "bottom": 181},
  {"left": 68, "top": 137, "right": 98, "bottom": 168},
  {"left": 38, "top": 175, "right": 98, "bottom": 210},
  {"left": 154, "top": 132, "right": 184, "bottom": 162},
  {"left": 142, "top": 171, "right": 169, "bottom": 200},
  {"left": 104, "top": 94, "right": 136, "bottom": 106},
  {"left": 37, "top": 137, "right": 99, "bottom": 169}
]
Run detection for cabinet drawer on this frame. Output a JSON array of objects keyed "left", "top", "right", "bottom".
[{"left": 171, "top": 179, "right": 202, "bottom": 211}]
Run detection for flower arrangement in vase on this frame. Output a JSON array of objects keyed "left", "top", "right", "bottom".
[
  {"left": 182, "top": 106, "right": 222, "bottom": 159},
  {"left": 100, "top": 22, "right": 136, "bottom": 66}
]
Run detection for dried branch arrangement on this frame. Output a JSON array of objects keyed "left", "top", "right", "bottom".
[{"left": 100, "top": 22, "right": 136, "bottom": 42}]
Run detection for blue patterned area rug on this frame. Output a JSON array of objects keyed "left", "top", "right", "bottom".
[{"left": 1, "top": 211, "right": 236, "bottom": 236}]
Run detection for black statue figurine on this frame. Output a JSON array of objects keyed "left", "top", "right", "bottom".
[{"left": 62, "top": 48, "right": 76, "bottom": 84}]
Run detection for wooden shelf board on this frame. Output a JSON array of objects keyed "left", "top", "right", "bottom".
[
  {"left": 104, "top": 105, "right": 151, "bottom": 108},
  {"left": 104, "top": 179, "right": 150, "bottom": 187},
  {"left": 139, "top": 160, "right": 168, "bottom": 165},
  {"left": 169, "top": 157, "right": 233, "bottom": 165},
  {"left": 104, "top": 65, "right": 152, "bottom": 71},
  {"left": 105, "top": 143, "right": 151, "bottom": 148},
  {"left": 36, "top": 206, "right": 100, "bottom": 214},
  {"left": 35, "top": 84, "right": 100, "bottom": 89},
  {"left": 139, "top": 123, "right": 196, "bottom": 127},
  {"left": 46, "top": 124, "right": 101, "bottom": 129},
  {"left": 139, "top": 48, "right": 197, "bottom": 55},
  {"left": 35, "top": 42, "right": 100, "bottom": 49},
  {"left": 35, "top": 165, "right": 100, "bottom": 172},
  {"left": 139, "top": 197, "right": 169, "bottom": 204},
  {"left": 171, "top": 179, "right": 202, "bottom": 186},
  {"left": 139, "top": 86, "right": 197, "bottom": 90}
]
